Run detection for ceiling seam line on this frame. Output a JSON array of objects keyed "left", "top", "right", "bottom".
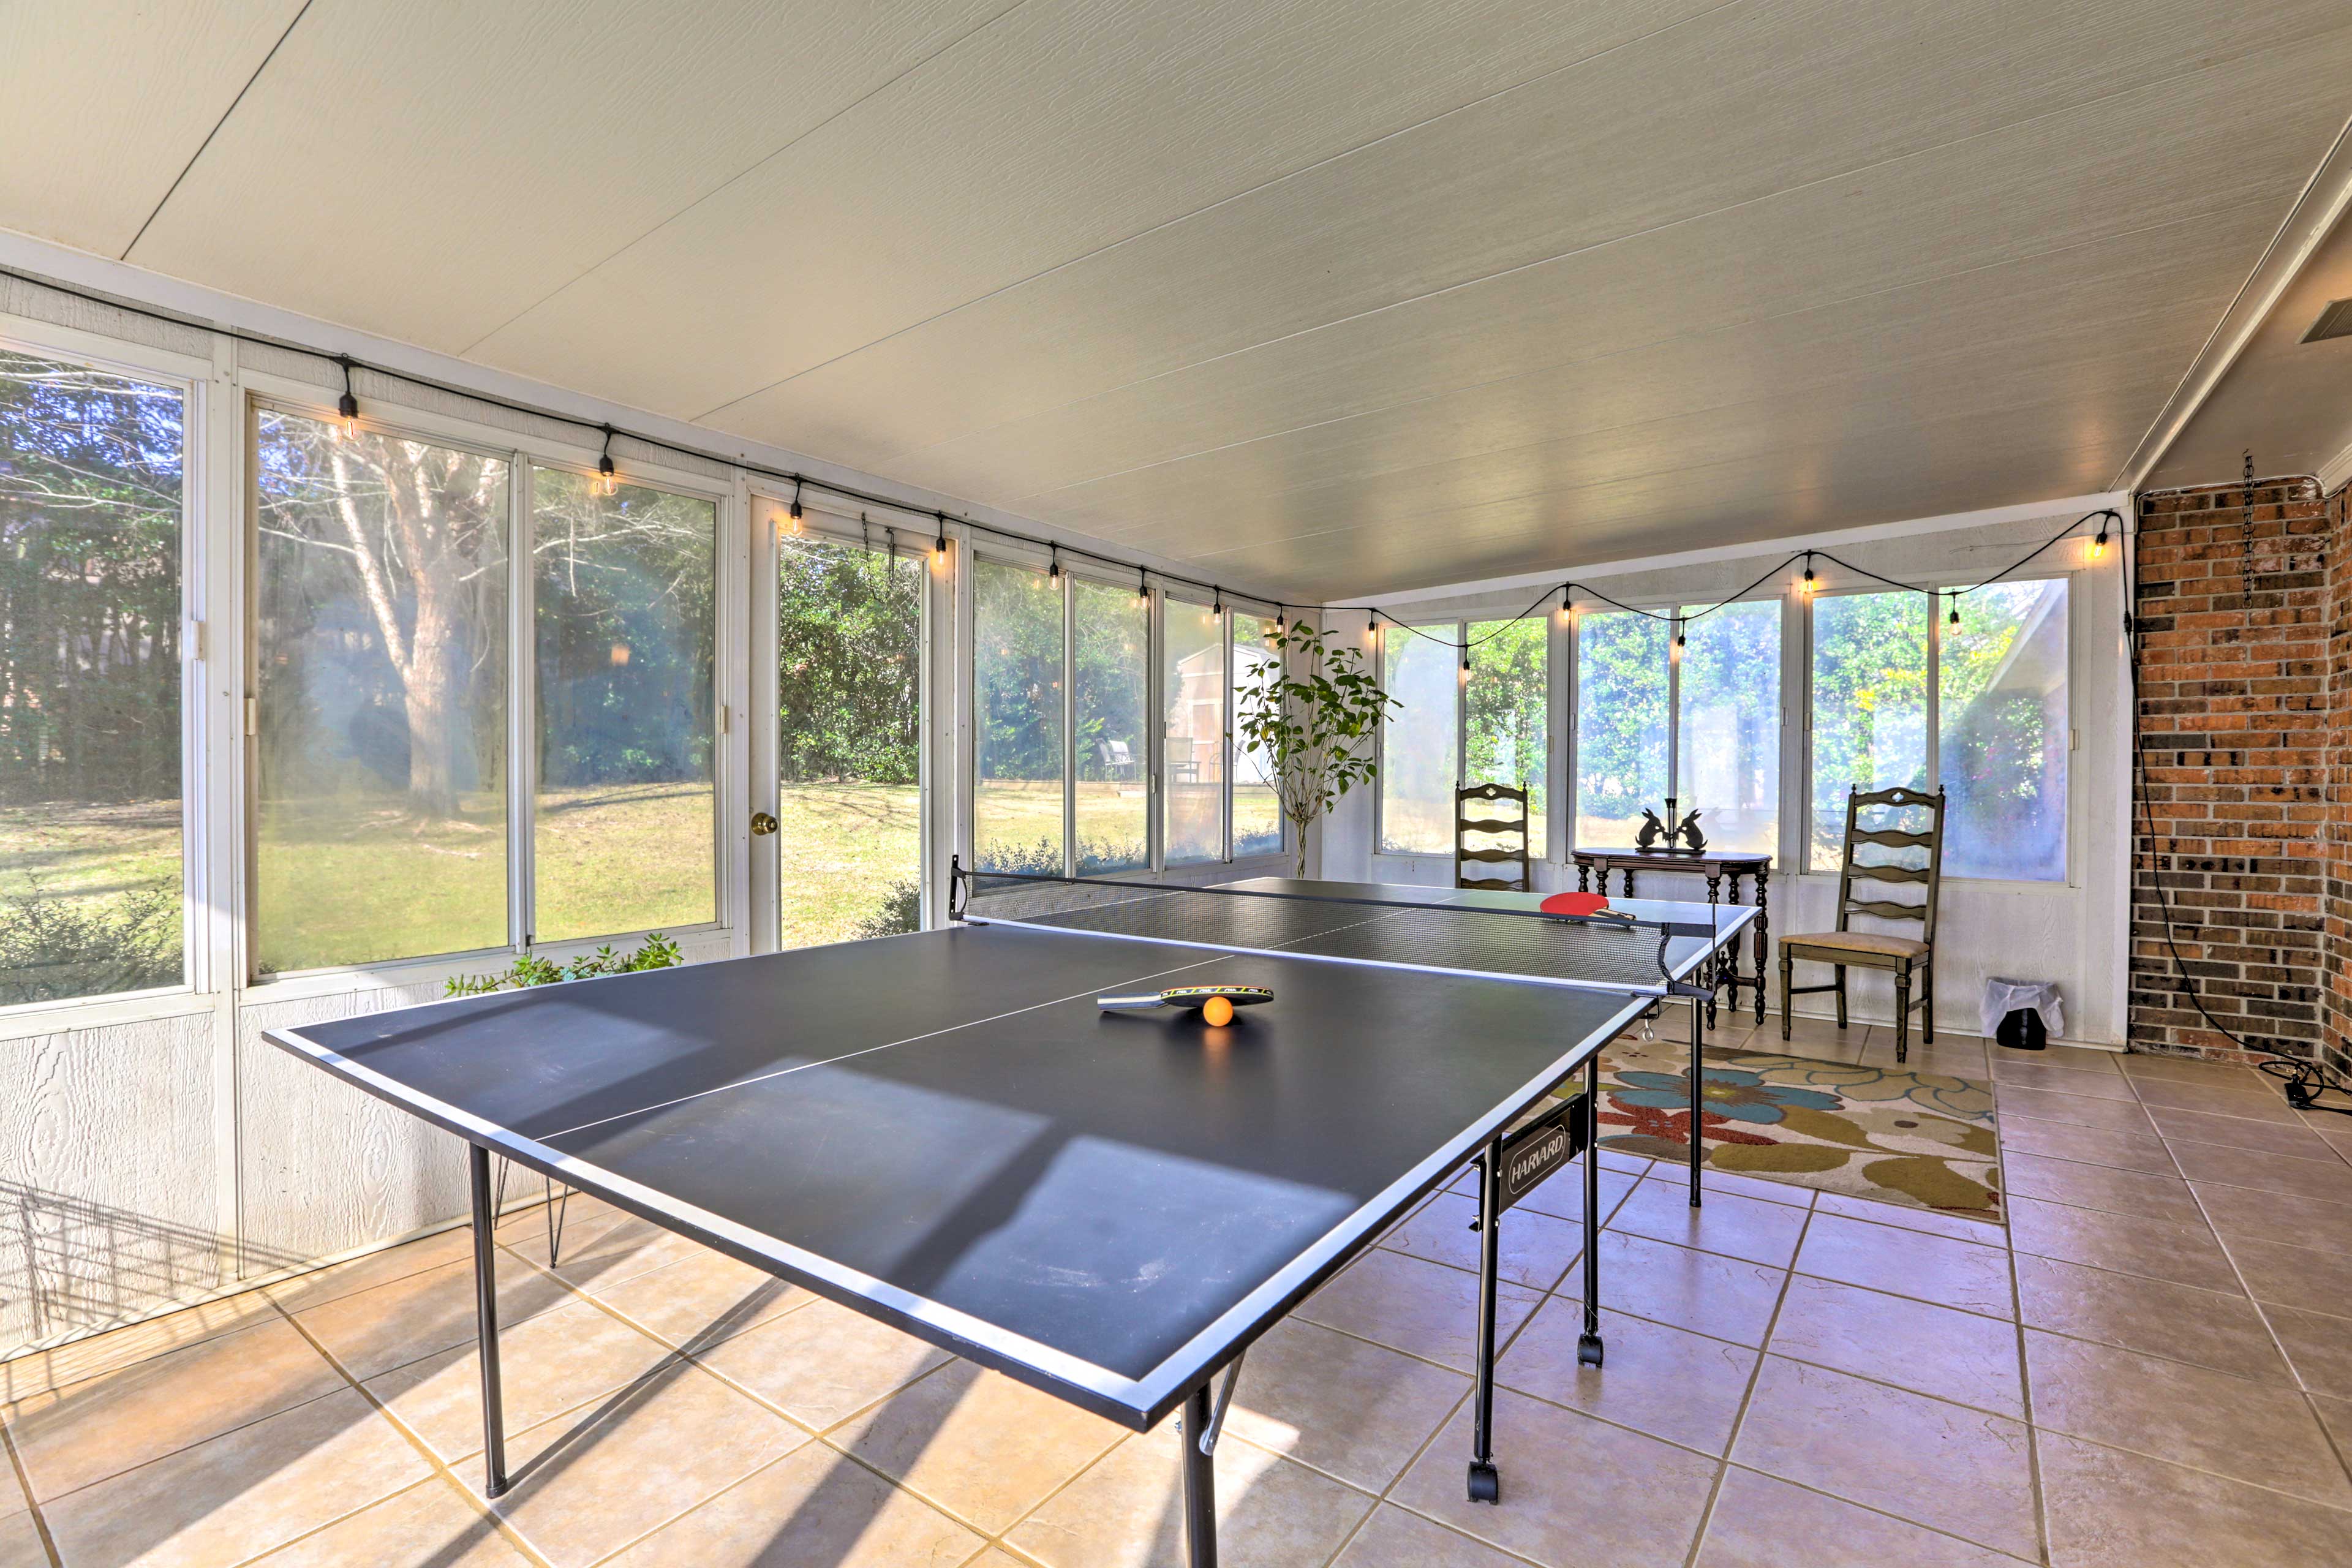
[
  {"left": 452, "top": 0, "right": 1039, "bottom": 358},
  {"left": 989, "top": 194, "right": 2293, "bottom": 505},
  {"left": 680, "top": 0, "right": 1762, "bottom": 421},
  {"left": 120, "top": 0, "right": 321, "bottom": 260},
  {"left": 699, "top": 13, "right": 2348, "bottom": 442}
]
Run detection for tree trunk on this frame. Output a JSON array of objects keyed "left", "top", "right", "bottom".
[{"left": 402, "top": 582, "right": 465, "bottom": 818}]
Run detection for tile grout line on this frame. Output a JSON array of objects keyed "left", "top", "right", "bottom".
[
  {"left": 2158, "top": 1102, "right": 2352, "bottom": 1499},
  {"left": 1996, "top": 1093, "right": 2054, "bottom": 1566},
  {"left": 0, "top": 1416, "right": 62, "bottom": 1568},
  {"left": 1679, "top": 1180, "right": 1816, "bottom": 1568},
  {"left": 267, "top": 1294, "right": 556, "bottom": 1568}
]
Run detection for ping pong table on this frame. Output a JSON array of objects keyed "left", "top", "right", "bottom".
[{"left": 265, "top": 870, "right": 1754, "bottom": 1567}]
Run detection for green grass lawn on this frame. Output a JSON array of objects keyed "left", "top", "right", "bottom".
[{"left": 1, "top": 773, "right": 1291, "bottom": 990}]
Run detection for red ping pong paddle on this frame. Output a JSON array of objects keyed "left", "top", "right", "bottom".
[{"left": 1539, "top": 891, "right": 1635, "bottom": 924}]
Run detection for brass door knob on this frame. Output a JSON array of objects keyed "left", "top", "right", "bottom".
[{"left": 750, "top": 812, "right": 778, "bottom": 836}]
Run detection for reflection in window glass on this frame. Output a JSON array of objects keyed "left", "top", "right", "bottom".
[
  {"left": 255, "top": 411, "right": 508, "bottom": 970},
  {"left": 1074, "top": 579, "right": 1147, "bottom": 872},
  {"left": 533, "top": 469, "right": 716, "bottom": 940},
  {"left": 1378, "top": 628, "right": 1457, "bottom": 856},
  {"left": 0, "top": 350, "right": 184, "bottom": 1001},
  {"left": 1574, "top": 611, "right": 1667, "bottom": 850},
  {"left": 777, "top": 525, "right": 922, "bottom": 947},
  {"left": 1809, "top": 592, "right": 1928, "bottom": 869},
  {"left": 1942, "top": 580, "right": 2067, "bottom": 880},
  {"left": 973, "top": 558, "right": 1063, "bottom": 873},
  {"left": 1463, "top": 617, "right": 1546, "bottom": 858},
  {"left": 1676, "top": 600, "right": 1779, "bottom": 855},
  {"left": 1163, "top": 598, "right": 1224, "bottom": 863},
  {"left": 1231, "top": 614, "right": 1284, "bottom": 858}
]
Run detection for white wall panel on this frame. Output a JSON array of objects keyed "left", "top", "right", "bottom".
[{"left": 0, "top": 1012, "right": 219, "bottom": 1352}]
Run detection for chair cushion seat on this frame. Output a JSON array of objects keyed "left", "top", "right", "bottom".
[{"left": 1782, "top": 930, "right": 1930, "bottom": 960}]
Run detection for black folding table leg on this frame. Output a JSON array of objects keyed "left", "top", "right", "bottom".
[
  {"left": 1578, "top": 1058, "right": 1604, "bottom": 1368},
  {"left": 467, "top": 1144, "right": 510, "bottom": 1498},
  {"left": 1180, "top": 1382, "right": 1217, "bottom": 1568},
  {"left": 1467, "top": 1137, "right": 1502, "bottom": 1503},
  {"left": 1689, "top": 994, "right": 1706, "bottom": 1208}
]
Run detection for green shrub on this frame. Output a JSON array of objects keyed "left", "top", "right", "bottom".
[
  {"left": 447, "top": 931, "right": 683, "bottom": 997},
  {"left": 0, "top": 880, "right": 181, "bottom": 1006}
]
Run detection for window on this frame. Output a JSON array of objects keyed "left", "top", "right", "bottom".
[
  {"left": 1381, "top": 617, "right": 1551, "bottom": 858},
  {"left": 1377, "top": 627, "right": 1459, "bottom": 856},
  {"left": 1807, "top": 582, "right": 2066, "bottom": 880},
  {"left": 1231, "top": 614, "right": 1283, "bottom": 858},
  {"left": 776, "top": 525, "right": 922, "bottom": 946},
  {"left": 255, "top": 411, "right": 510, "bottom": 971},
  {"left": 1574, "top": 611, "right": 1667, "bottom": 848},
  {"left": 532, "top": 469, "right": 717, "bottom": 941},
  {"left": 1464, "top": 617, "right": 1547, "bottom": 858},
  {"left": 1074, "top": 578, "right": 1147, "bottom": 872},
  {"left": 1939, "top": 581, "right": 2068, "bottom": 880},
  {"left": 973, "top": 557, "right": 1062, "bottom": 873},
  {"left": 1162, "top": 597, "right": 1224, "bottom": 864},
  {"left": 1576, "top": 601, "right": 1781, "bottom": 854},
  {"left": 0, "top": 349, "right": 185, "bottom": 1003},
  {"left": 1676, "top": 600, "right": 1780, "bottom": 854},
  {"left": 1807, "top": 591, "right": 1930, "bottom": 868}
]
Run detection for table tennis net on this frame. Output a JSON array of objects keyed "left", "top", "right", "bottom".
[{"left": 957, "top": 872, "right": 1717, "bottom": 995}]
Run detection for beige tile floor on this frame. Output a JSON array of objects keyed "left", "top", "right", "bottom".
[{"left": 6, "top": 1031, "right": 2352, "bottom": 1567}]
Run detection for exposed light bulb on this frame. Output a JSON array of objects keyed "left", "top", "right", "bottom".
[
  {"left": 334, "top": 392, "right": 359, "bottom": 440},
  {"left": 1948, "top": 595, "right": 1961, "bottom": 627},
  {"left": 2090, "top": 527, "right": 2108, "bottom": 560},
  {"left": 597, "top": 454, "right": 618, "bottom": 497},
  {"left": 788, "top": 483, "right": 804, "bottom": 532}
]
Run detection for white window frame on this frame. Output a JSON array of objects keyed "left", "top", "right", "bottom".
[
  {"left": 238, "top": 371, "right": 740, "bottom": 989},
  {"left": 1798, "top": 571, "right": 2076, "bottom": 887},
  {"left": 0, "top": 315, "right": 216, "bottom": 1028},
  {"left": 747, "top": 494, "right": 933, "bottom": 952}
]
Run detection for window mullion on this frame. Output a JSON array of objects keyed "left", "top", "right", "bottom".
[
  {"left": 508, "top": 458, "right": 536, "bottom": 950},
  {"left": 1061, "top": 573, "right": 1077, "bottom": 878}
]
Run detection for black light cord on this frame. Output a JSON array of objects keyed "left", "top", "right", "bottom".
[
  {"left": 0, "top": 264, "right": 1295, "bottom": 620},
  {"left": 1345, "top": 511, "right": 2120, "bottom": 657},
  {"left": 2122, "top": 492, "right": 2352, "bottom": 1108}
]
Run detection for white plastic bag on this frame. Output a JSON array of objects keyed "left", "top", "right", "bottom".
[{"left": 1981, "top": 978, "right": 2063, "bottom": 1042}]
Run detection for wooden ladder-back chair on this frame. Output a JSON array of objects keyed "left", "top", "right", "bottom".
[
  {"left": 1457, "top": 782, "right": 1532, "bottom": 893},
  {"left": 1779, "top": 785, "right": 1945, "bottom": 1062}
]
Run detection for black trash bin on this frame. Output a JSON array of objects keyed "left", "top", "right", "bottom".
[
  {"left": 1995, "top": 1008, "right": 2047, "bottom": 1052},
  {"left": 1983, "top": 978, "right": 2061, "bottom": 1052}
]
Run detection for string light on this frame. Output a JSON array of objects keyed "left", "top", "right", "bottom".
[
  {"left": 333, "top": 357, "right": 359, "bottom": 439},
  {"left": 1460, "top": 645, "right": 1471, "bottom": 679},
  {"left": 1674, "top": 617, "right": 1687, "bottom": 650},
  {"left": 1948, "top": 592, "right": 1961, "bottom": 627},
  {"left": 1213, "top": 585, "right": 1223, "bottom": 614},
  {"left": 932, "top": 520, "right": 948, "bottom": 568},
  {"left": 1366, "top": 610, "right": 1381, "bottom": 646},
  {"left": 1047, "top": 543, "right": 1060, "bottom": 582},
  {"left": 788, "top": 480, "right": 804, "bottom": 532},
  {"left": 1800, "top": 556, "right": 1815, "bottom": 595},
  {"left": 2090, "top": 521, "right": 2108, "bottom": 560},
  {"left": 1558, "top": 584, "right": 1572, "bottom": 623},
  {"left": 1136, "top": 566, "right": 1149, "bottom": 609},
  {"left": 1275, "top": 607, "right": 1287, "bottom": 635},
  {"left": 595, "top": 425, "right": 618, "bottom": 497}
]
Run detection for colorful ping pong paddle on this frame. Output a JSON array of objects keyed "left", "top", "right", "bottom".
[
  {"left": 1539, "top": 891, "right": 1634, "bottom": 923},
  {"left": 1098, "top": 985, "right": 1274, "bottom": 1025}
]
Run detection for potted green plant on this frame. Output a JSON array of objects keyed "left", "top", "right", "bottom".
[{"left": 1234, "top": 620, "right": 1399, "bottom": 878}]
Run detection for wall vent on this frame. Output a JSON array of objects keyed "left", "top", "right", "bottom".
[{"left": 2301, "top": 298, "right": 2352, "bottom": 343}]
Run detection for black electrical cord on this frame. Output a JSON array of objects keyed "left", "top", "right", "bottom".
[{"left": 2122, "top": 493, "right": 2352, "bottom": 1111}]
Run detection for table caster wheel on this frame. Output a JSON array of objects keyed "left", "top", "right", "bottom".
[
  {"left": 1577, "top": 1333, "right": 1604, "bottom": 1367},
  {"left": 1468, "top": 1461, "right": 1499, "bottom": 1504}
]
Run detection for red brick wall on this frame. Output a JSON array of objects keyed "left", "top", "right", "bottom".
[
  {"left": 2129, "top": 477, "right": 2339, "bottom": 1068},
  {"left": 2328, "top": 485, "right": 2352, "bottom": 1075}
]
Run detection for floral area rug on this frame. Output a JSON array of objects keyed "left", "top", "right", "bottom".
[{"left": 1589, "top": 1038, "right": 2003, "bottom": 1223}]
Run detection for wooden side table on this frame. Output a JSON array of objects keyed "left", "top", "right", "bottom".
[{"left": 1570, "top": 847, "right": 1773, "bottom": 1026}]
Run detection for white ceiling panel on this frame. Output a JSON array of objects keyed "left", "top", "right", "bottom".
[
  {"left": 9, "top": 0, "right": 2348, "bottom": 600},
  {"left": 0, "top": 0, "right": 306, "bottom": 256},
  {"left": 856, "top": 47, "right": 2333, "bottom": 506},
  {"left": 124, "top": 0, "right": 1016, "bottom": 349},
  {"left": 726, "top": 17, "right": 2351, "bottom": 490},
  {"left": 467, "top": 0, "right": 1720, "bottom": 412},
  {"left": 2146, "top": 197, "right": 2352, "bottom": 488},
  {"left": 1011, "top": 205, "right": 2267, "bottom": 562}
]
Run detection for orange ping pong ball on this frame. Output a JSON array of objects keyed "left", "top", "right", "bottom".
[{"left": 1202, "top": 995, "right": 1235, "bottom": 1027}]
